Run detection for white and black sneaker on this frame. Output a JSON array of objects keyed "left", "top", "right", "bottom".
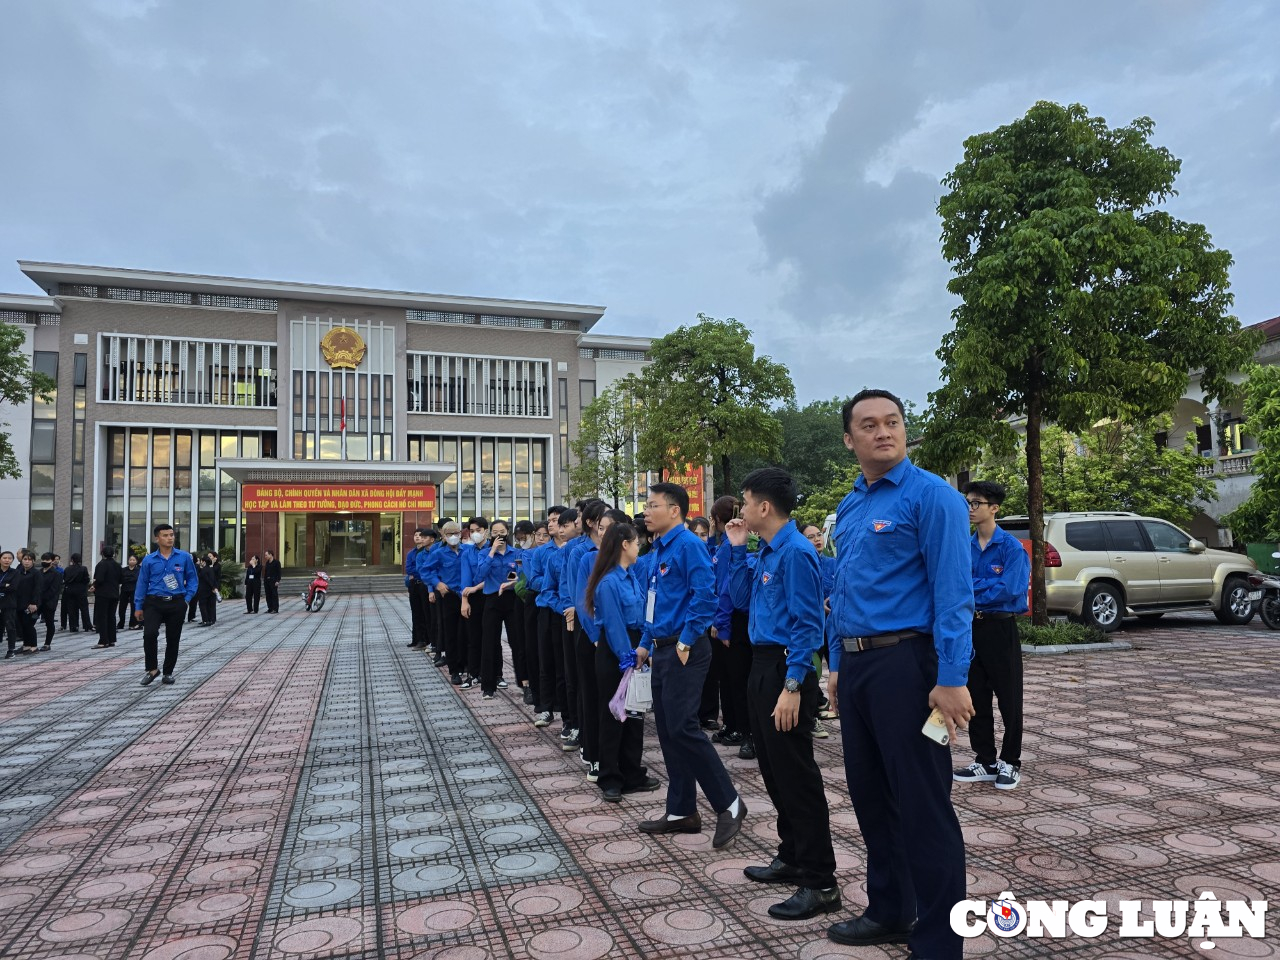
[
  {"left": 586, "top": 762, "right": 599, "bottom": 783},
  {"left": 459, "top": 676, "right": 474, "bottom": 690},
  {"left": 533, "top": 711, "right": 552, "bottom": 727},
  {"left": 496, "top": 678, "right": 509, "bottom": 689},
  {"left": 561, "top": 729, "right": 580, "bottom": 751},
  {"left": 953, "top": 761, "right": 999, "bottom": 783},
  {"left": 995, "top": 760, "right": 1021, "bottom": 791}
]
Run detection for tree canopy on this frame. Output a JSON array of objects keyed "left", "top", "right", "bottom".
[
  {"left": 629, "top": 314, "right": 794, "bottom": 494},
  {"left": 917, "top": 101, "right": 1260, "bottom": 622},
  {"left": 1223, "top": 365, "right": 1280, "bottom": 542},
  {"left": 0, "top": 325, "right": 55, "bottom": 479},
  {"left": 568, "top": 382, "right": 644, "bottom": 508}
]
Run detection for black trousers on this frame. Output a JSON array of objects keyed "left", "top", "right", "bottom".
[
  {"left": 747, "top": 646, "right": 835, "bottom": 889},
  {"left": 198, "top": 594, "right": 217, "bottom": 624},
  {"left": 725, "top": 610, "right": 753, "bottom": 736},
  {"left": 480, "top": 590, "right": 519, "bottom": 693},
  {"left": 94, "top": 597, "right": 118, "bottom": 646},
  {"left": 143, "top": 596, "right": 187, "bottom": 675},
  {"left": 838, "top": 635, "right": 965, "bottom": 960},
  {"left": 595, "top": 640, "right": 646, "bottom": 792},
  {"left": 1, "top": 608, "right": 17, "bottom": 651},
  {"left": 575, "top": 628, "right": 600, "bottom": 763},
  {"left": 39, "top": 603, "right": 56, "bottom": 645},
  {"left": 117, "top": 596, "right": 136, "bottom": 628},
  {"left": 265, "top": 579, "right": 279, "bottom": 613},
  {"left": 559, "top": 618, "right": 579, "bottom": 729},
  {"left": 65, "top": 590, "right": 93, "bottom": 631},
  {"left": 244, "top": 580, "right": 261, "bottom": 613},
  {"left": 464, "top": 590, "right": 487, "bottom": 679},
  {"left": 20, "top": 608, "right": 38, "bottom": 648},
  {"left": 437, "top": 591, "right": 464, "bottom": 674},
  {"left": 700, "top": 629, "right": 727, "bottom": 725},
  {"left": 408, "top": 582, "right": 431, "bottom": 646},
  {"left": 523, "top": 592, "right": 541, "bottom": 700},
  {"left": 509, "top": 594, "right": 527, "bottom": 684},
  {"left": 187, "top": 597, "right": 198, "bottom": 622},
  {"left": 967, "top": 617, "right": 1023, "bottom": 767},
  {"left": 536, "top": 606, "right": 561, "bottom": 714},
  {"left": 651, "top": 638, "right": 737, "bottom": 816}
]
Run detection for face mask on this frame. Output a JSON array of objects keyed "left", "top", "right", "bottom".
[
  {"left": 446, "top": 535, "right": 461, "bottom": 547},
  {"left": 470, "top": 531, "right": 486, "bottom": 544},
  {"left": 519, "top": 538, "right": 533, "bottom": 549}
]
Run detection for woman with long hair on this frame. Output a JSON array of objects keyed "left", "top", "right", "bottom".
[
  {"left": 477, "top": 519, "right": 523, "bottom": 699},
  {"left": 585, "top": 522, "right": 658, "bottom": 801}
]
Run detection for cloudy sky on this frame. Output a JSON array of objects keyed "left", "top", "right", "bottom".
[{"left": 2, "top": 1, "right": 1277, "bottom": 408}]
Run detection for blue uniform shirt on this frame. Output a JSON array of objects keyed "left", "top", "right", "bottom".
[
  {"left": 460, "top": 542, "right": 489, "bottom": 592},
  {"left": 819, "top": 554, "right": 836, "bottom": 602},
  {"left": 430, "top": 545, "right": 463, "bottom": 593},
  {"left": 728, "top": 520, "right": 824, "bottom": 684},
  {"left": 638, "top": 523, "right": 716, "bottom": 652},
  {"left": 972, "top": 526, "right": 1030, "bottom": 614},
  {"left": 594, "top": 564, "right": 644, "bottom": 669},
  {"left": 555, "top": 536, "right": 589, "bottom": 614},
  {"left": 575, "top": 545, "right": 601, "bottom": 643},
  {"left": 478, "top": 546, "right": 523, "bottom": 596},
  {"left": 404, "top": 544, "right": 429, "bottom": 588},
  {"left": 524, "top": 541, "right": 550, "bottom": 594},
  {"left": 537, "top": 542, "right": 567, "bottom": 610},
  {"left": 134, "top": 548, "right": 199, "bottom": 606},
  {"left": 827, "top": 457, "right": 974, "bottom": 686}
]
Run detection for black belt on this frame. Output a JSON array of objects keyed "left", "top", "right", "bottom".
[
  {"left": 974, "top": 611, "right": 1015, "bottom": 621},
  {"left": 147, "top": 594, "right": 179, "bottom": 602},
  {"left": 840, "top": 630, "right": 928, "bottom": 654},
  {"left": 653, "top": 635, "right": 681, "bottom": 648}
]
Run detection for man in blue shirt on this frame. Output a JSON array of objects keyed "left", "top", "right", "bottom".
[
  {"left": 536, "top": 507, "right": 576, "bottom": 732},
  {"left": 824, "top": 389, "right": 974, "bottom": 960},
  {"left": 634, "top": 482, "right": 745, "bottom": 849},
  {"left": 726, "top": 468, "right": 839, "bottom": 922},
  {"left": 954, "top": 480, "right": 1030, "bottom": 791},
  {"left": 133, "top": 523, "right": 199, "bottom": 686},
  {"left": 404, "top": 527, "right": 433, "bottom": 651}
]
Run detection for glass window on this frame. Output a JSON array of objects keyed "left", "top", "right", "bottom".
[
  {"left": 31, "top": 421, "right": 55, "bottom": 462},
  {"left": 319, "top": 433, "right": 341, "bottom": 460},
  {"left": 241, "top": 434, "right": 260, "bottom": 459},
  {"left": 1104, "top": 520, "right": 1149, "bottom": 552},
  {"left": 73, "top": 353, "right": 87, "bottom": 388},
  {"left": 346, "top": 434, "right": 368, "bottom": 460},
  {"left": 175, "top": 430, "right": 192, "bottom": 468},
  {"left": 1064, "top": 521, "right": 1104, "bottom": 551},
  {"left": 1142, "top": 520, "right": 1191, "bottom": 552},
  {"left": 200, "top": 433, "right": 216, "bottom": 467},
  {"left": 220, "top": 433, "right": 239, "bottom": 459}
]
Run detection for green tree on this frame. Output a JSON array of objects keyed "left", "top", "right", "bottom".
[
  {"left": 918, "top": 100, "right": 1260, "bottom": 623},
  {"left": 569, "top": 382, "right": 644, "bottom": 507},
  {"left": 971, "top": 418, "right": 1217, "bottom": 528},
  {"left": 630, "top": 314, "right": 794, "bottom": 494},
  {"left": 0, "top": 325, "right": 55, "bottom": 479},
  {"left": 1223, "top": 364, "right": 1280, "bottom": 542}
]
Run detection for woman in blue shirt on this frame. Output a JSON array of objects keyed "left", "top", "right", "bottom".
[
  {"left": 585, "top": 522, "right": 658, "bottom": 802},
  {"left": 476, "top": 519, "right": 524, "bottom": 699}
]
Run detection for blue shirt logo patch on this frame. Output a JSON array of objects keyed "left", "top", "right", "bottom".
[{"left": 871, "top": 520, "right": 894, "bottom": 533}]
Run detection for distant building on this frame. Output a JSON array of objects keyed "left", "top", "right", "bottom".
[{"left": 0, "top": 261, "right": 649, "bottom": 569}]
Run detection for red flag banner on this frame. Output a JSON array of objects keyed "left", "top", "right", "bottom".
[{"left": 661, "top": 465, "right": 706, "bottom": 517}]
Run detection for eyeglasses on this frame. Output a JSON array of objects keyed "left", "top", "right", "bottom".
[
  {"left": 644, "top": 500, "right": 676, "bottom": 511},
  {"left": 966, "top": 500, "right": 991, "bottom": 509}
]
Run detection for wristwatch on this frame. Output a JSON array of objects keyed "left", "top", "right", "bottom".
[
  {"left": 783, "top": 677, "right": 801, "bottom": 693},
  {"left": 676, "top": 642, "right": 691, "bottom": 653}
]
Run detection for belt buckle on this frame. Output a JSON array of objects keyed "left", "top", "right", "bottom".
[
  {"left": 853, "top": 636, "right": 869, "bottom": 652},
  {"left": 974, "top": 611, "right": 985, "bottom": 620}
]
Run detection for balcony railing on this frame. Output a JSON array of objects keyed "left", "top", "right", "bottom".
[{"left": 1198, "top": 452, "right": 1255, "bottom": 478}]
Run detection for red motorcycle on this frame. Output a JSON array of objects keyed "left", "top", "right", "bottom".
[{"left": 302, "top": 572, "right": 331, "bottom": 611}]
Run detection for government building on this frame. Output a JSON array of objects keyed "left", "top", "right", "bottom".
[{"left": 0, "top": 262, "right": 649, "bottom": 571}]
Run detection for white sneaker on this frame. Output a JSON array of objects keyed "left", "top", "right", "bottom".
[
  {"left": 533, "top": 711, "right": 552, "bottom": 727},
  {"left": 586, "top": 762, "right": 599, "bottom": 783},
  {"left": 809, "top": 718, "right": 829, "bottom": 739},
  {"left": 954, "top": 761, "right": 999, "bottom": 783},
  {"left": 994, "top": 760, "right": 1021, "bottom": 790}
]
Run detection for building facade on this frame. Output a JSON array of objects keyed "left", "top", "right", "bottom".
[{"left": 2, "top": 262, "right": 649, "bottom": 570}]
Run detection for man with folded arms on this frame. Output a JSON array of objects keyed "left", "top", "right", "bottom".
[
  {"left": 825, "top": 389, "right": 974, "bottom": 960},
  {"left": 726, "top": 467, "right": 839, "bottom": 920}
]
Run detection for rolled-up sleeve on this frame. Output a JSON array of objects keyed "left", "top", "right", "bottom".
[{"left": 918, "top": 485, "right": 974, "bottom": 686}]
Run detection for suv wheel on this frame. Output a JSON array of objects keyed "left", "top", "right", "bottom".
[
  {"left": 1214, "top": 575, "right": 1255, "bottom": 625},
  {"left": 1083, "top": 582, "right": 1123, "bottom": 633}
]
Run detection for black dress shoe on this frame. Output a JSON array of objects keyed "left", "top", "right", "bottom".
[
  {"left": 744, "top": 858, "right": 803, "bottom": 884},
  {"left": 738, "top": 737, "right": 756, "bottom": 760},
  {"left": 161, "top": 675, "right": 175, "bottom": 685},
  {"left": 621, "top": 777, "right": 660, "bottom": 794},
  {"left": 712, "top": 799, "right": 747, "bottom": 849},
  {"left": 638, "top": 814, "right": 702, "bottom": 835},
  {"left": 827, "top": 915, "right": 915, "bottom": 946},
  {"left": 769, "top": 886, "right": 843, "bottom": 920},
  {"left": 700, "top": 719, "right": 721, "bottom": 731},
  {"left": 141, "top": 671, "right": 159, "bottom": 686},
  {"left": 602, "top": 786, "right": 623, "bottom": 802}
]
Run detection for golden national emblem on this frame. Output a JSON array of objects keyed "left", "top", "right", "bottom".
[{"left": 320, "top": 326, "right": 366, "bottom": 369}]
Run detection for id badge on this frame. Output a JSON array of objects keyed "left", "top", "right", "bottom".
[
  {"left": 645, "top": 588, "right": 656, "bottom": 624},
  {"left": 163, "top": 573, "right": 180, "bottom": 592}
]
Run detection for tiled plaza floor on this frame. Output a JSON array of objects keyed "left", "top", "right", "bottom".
[{"left": 0, "top": 597, "right": 1276, "bottom": 960}]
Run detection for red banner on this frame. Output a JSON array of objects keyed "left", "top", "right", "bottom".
[
  {"left": 242, "top": 484, "right": 436, "bottom": 513},
  {"left": 661, "top": 465, "right": 706, "bottom": 517}
]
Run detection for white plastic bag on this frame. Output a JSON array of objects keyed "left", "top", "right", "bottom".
[{"left": 624, "top": 665, "right": 653, "bottom": 714}]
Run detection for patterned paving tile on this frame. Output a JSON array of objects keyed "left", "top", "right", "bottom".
[{"left": 0, "top": 600, "right": 1275, "bottom": 959}]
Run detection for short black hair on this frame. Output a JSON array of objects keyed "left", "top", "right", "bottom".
[
  {"left": 514, "top": 520, "right": 536, "bottom": 537},
  {"left": 41, "top": 551, "right": 55, "bottom": 561},
  {"left": 547, "top": 504, "right": 567, "bottom": 518},
  {"left": 690, "top": 516, "right": 710, "bottom": 533},
  {"left": 533, "top": 520, "right": 549, "bottom": 534},
  {"left": 842, "top": 389, "right": 906, "bottom": 433},
  {"left": 557, "top": 507, "right": 579, "bottom": 526},
  {"left": 581, "top": 499, "right": 607, "bottom": 530},
  {"left": 415, "top": 526, "right": 433, "bottom": 537},
  {"left": 100, "top": 546, "right": 115, "bottom": 559},
  {"left": 70, "top": 553, "right": 82, "bottom": 564},
  {"left": 153, "top": 523, "right": 174, "bottom": 536},
  {"left": 427, "top": 526, "right": 442, "bottom": 540},
  {"left": 604, "top": 508, "right": 630, "bottom": 525},
  {"left": 963, "top": 479, "right": 1007, "bottom": 505},
  {"left": 741, "top": 467, "right": 799, "bottom": 516},
  {"left": 467, "top": 516, "right": 489, "bottom": 530},
  {"left": 648, "top": 482, "right": 690, "bottom": 518}
]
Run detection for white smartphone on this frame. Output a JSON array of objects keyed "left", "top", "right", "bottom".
[{"left": 922, "top": 708, "right": 950, "bottom": 746}]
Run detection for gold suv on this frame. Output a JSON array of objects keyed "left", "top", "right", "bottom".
[{"left": 996, "top": 512, "right": 1257, "bottom": 632}]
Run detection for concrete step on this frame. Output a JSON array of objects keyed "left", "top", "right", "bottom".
[{"left": 279, "top": 573, "right": 407, "bottom": 595}]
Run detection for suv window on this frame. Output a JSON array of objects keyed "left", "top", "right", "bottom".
[
  {"left": 1142, "top": 520, "right": 1191, "bottom": 552},
  {"left": 1064, "top": 520, "right": 1106, "bottom": 551},
  {"left": 1103, "top": 519, "right": 1150, "bottom": 552}
]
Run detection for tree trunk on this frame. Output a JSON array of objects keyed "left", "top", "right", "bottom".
[
  {"left": 719, "top": 453, "right": 732, "bottom": 501},
  {"left": 1026, "top": 388, "right": 1048, "bottom": 626}
]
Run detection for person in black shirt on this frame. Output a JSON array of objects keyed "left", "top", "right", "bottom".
[
  {"left": 263, "top": 549, "right": 282, "bottom": 613},
  {"left": 244, "top": 555, "right": 262, "bottom": 613},
  {"left": 92, "top": 547, "right": 123, "bottom": 649},
  {"left": 62, "top": 554, "right": 93, "bottom": 632},
  {"left": 196, "top": 557, "right": 218, "bottom": 626},
  {"left": 205, "top": 552, "right": 221, "bottom": 625},
  {"left": 16, "top": 552, "right": 40, "bottom": 653},
  {"left": 0, "top": 551, "right": 20, "bottom": 658},
  {"left": 118, "top": 554, "right": 140, "bottom": 629},
  {"left": 37, "top": 552, "right": 63, "bottom": 650}
]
